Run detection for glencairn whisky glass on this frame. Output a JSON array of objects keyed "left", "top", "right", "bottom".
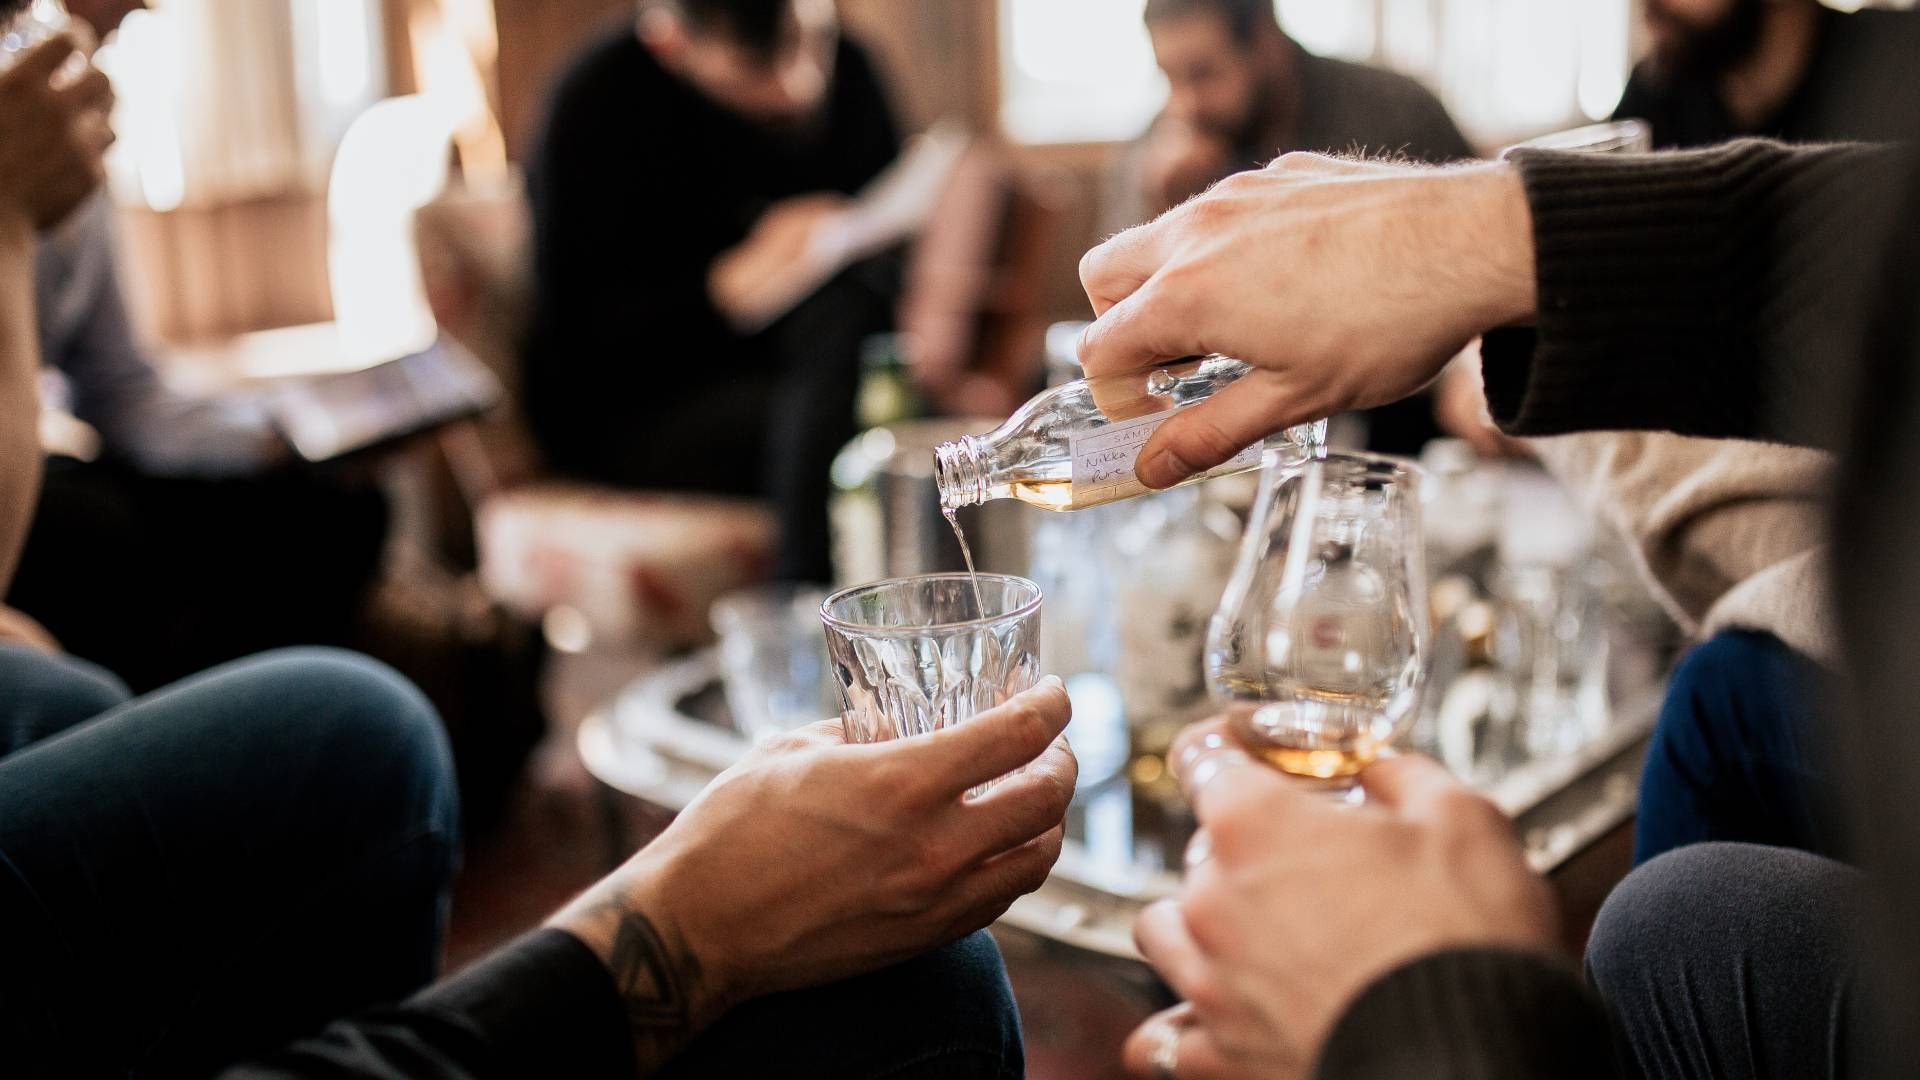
[{"left": 1205, "top": 452, "right": 1430, "bottom": 797}]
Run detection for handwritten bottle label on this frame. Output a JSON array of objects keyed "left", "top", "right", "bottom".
[{"left": 1070, "top": 410, "right": 1262, "bottom": 503}]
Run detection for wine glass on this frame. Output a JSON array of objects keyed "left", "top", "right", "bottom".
[{"left": 1205, "top": 451, "right": 1430, "bottom": 798}]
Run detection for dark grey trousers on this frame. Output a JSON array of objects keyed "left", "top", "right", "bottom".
[{"left": 1586, "top": 842, "right": 1884, "bottom": 1080}]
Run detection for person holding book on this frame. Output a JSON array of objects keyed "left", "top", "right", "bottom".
[{"left": 524, "top": 0, "right": 904, "bottom": 583}]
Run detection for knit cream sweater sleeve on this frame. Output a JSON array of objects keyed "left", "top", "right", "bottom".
[{"left": 1524, "top": 431, "right": 1833, "bottom": 664}]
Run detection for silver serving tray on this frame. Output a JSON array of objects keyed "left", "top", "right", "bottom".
[{"left": 579, "top": 649, "right": 1657, "bottom": 963}]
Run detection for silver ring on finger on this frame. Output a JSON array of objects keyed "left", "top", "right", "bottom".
[
  {"left": 1183, "top": 828, "right": 1212, "bottom": 870},
  {"left": 1149, "top": 1017, "right": 1183, "bottom": 1080}
]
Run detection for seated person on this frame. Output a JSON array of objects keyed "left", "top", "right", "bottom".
[
  {"left": 3, "top": 0, "right": 387, "bottom": 693},
  {"left": 1113, "top": 0, "right": 1474, "bottom": 455},
  {"left": 0, "top": 40, "right": 1076, "bottom": 1078},
  {"left": 1617, "top": 0, "right": 1920, "bottom": 147},
  {"left": 1431, "top": 0, "right": 1920, "bottom": 868},
  {"left": 1073, "top": 133, "right": 1917, "bottom": 1075},
  {"left": 524, "top": 0, "right": 902, "bottom": 583},
  {"left": 1526, "top": 431, "right": 1843, "bottom": 864}
]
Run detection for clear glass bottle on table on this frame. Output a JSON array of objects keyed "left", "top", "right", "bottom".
[
  {"left": 855, "top": 333, "right": 923, "bottom": 431},
  {"left": 1433, "top": 600, "right": 1520, "bottom": 784},
  {"left": 934, "top": 355, "right": 1326, "bottom": 513}
]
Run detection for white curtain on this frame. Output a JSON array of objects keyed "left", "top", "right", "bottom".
[{"left": 101, "top": 0, "right": 385, "bottom": 210}]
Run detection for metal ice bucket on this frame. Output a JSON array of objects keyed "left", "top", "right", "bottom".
[{"left": 829, "top": 418, "right": 1031, "bottom": 587}]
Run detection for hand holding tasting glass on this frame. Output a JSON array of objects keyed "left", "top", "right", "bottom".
[
  {"left": 820, "top": 575, "right": 1044, "bottom": 794},
  {"left": 1206, "top": 453, "right": 1429, "bottom": 798}
]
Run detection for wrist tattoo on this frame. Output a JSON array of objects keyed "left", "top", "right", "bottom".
[{"left": 607, "top": 909, "right": 703, "bottom": 1034}]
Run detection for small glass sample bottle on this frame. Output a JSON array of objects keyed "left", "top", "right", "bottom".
[{"left": 934, "top": 355, "right": 1326, "bottom": 512}]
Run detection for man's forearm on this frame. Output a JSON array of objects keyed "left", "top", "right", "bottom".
[{"left": 0, "top": 212, "right": 44, "bottom": 593}]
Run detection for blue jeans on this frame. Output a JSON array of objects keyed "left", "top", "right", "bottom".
[
  {"left": 1634, "top": 630, "right": 1840, "bottom": 865},
  {"left": 660, "top": 931, "right": 1025, "bottom": 1080},
  {"left": 0, "top": 646, "right": 1024, "bottom": 1078},
  {"left": 0, "top": 647, "right": 461, "bottom": 1077}
]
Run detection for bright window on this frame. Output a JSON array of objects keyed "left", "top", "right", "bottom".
[
  {"left": 998, "top": 0, "right": 1165, "bottom": 145},
  {"left": 999, "top": 0, "right": 1635, "bottom": 148}
]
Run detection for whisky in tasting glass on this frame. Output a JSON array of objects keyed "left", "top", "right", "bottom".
[{"left": 1206, "top": 452, "right": 1430, "bottom": 795}]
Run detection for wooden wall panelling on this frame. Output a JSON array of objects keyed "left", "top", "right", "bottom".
[
  {"left": 492, "top": 0, "right": 634, "bottom": 162},
  {"left": 115, "top": 194, "right": 334, "bottom": 344}
]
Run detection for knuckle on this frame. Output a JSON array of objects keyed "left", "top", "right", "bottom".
[
  {"left": 903, "top": 835, "right": 955, "bottom": 895},
  {"left": 1213, "top": 170, "right": 1255, "bottom": 196},
  {"left": 867, "top": 759, "right": 927, "bottom": 812},
  {"left": 1144, "top": 267, "right": 1201, "bottom": 322},
  {"left": 1183, "top": 975, "right": 1229, "bottom": 1019},
  {"left": 1179, "top": 880, "right": 1228, "bottom": 947},
  {"left": 1183, "top": 193, "right": 1229, "bottom": 227},
  {"left": 1002, "top": 697, "right": 1051, "bottom": 750},
  {"left": 1047, "top": 755, "right": 1078, "bottom": 815},
  {"left": 1272, "top": 150, "right": 1325, "bottom": 173},
  {"left": 1434, "top": 784, "right": 1499, "bottom": 827},
  {"left": 1018, "top": 844, "right": 1057, "bottom": 894},
  {"left": 1077, "top": 244, "right": 1105, "bottom": 288}
]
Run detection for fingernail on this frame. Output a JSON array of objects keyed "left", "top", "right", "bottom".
[
  {"left": 1141, "top": 448, "right": 1190, "bottom": 490},
  {"left": 1040, "top": 674, "right": 1065, "bottom": 692},
  {"left": 1174, "top": 731, "right": 1228, "bottom": 774}
]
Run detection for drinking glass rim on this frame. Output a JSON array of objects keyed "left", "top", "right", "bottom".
[
  {"left": 1501, "top": 118, "right": 1650, "bottom": 157},
  {"left": 821, "top": 573, "right": 1043, "bottom": 635},
  {"left": 1271, "top": 447, "right": 1426, "bottom": 486}
]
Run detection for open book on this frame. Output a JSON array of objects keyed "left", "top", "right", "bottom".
[
  {"left": 724, "top": 122, "right": 973, "bottom": 334},
  {"left": 268, "top": 336, "right": 502, "bottom": 463}
]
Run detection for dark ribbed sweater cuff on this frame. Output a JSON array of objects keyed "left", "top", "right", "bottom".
[
  {"left": 415, "top": 928, "right": 635, "bottom": 1076},
  {"left": 1486, "top": 140, "right": 1872, "bottom": 438},
  {"left": 1314, "top": 947, "right": 1614, "bottom": 1080}
]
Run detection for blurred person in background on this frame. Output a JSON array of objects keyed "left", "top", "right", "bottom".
[
  {"left": 1434, "top": 0, "right": 1920, "bottom": 870},
  {"left": 1595, "top": 0, "right": 1919, "bottom": 869},
  {"left": 1115, "top": 0, "right": 1474, "bottom": 455},
  {"left": 1621, "top": 0, "right": 1920, "bottom": 147},
  {"left": 1118, "top": 0, "right": 1473, "bottom": 223},
  {"left": 1, "top": 0, "right": 391, "bottom": 692},
  {"left": 524, "top": 0, "right": 901, "bottom": 583}
]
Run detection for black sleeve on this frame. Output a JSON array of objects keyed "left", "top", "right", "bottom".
[
  {"left": 1314, "top": 949, "right": 1615, "bottom": 1080},
  {"left": 218, "top": 930, "right": 635, "bottom": 1079},
  {"left": 1479, "top": 138, "right": 1906, "bottom": 446}
]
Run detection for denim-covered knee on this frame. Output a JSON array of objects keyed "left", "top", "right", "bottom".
[
  {"left": 918, "top": 930, "right": 1023, "bottom": 1072},
  {"left": 0, "top": 644, "right": 132, "bottom": 756},
  {"left": 657, "top": 929, "right": 1024, "bottom": 1080},
  {"left": 218, "top": 648, "right": 460, "bottom": 853},
  {"left": 1664, "top": 630, "right": 1795, "bottom": 721}
]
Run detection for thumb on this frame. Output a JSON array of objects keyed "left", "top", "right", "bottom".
[{"left": 1134, "top": 370, "right": 1320, "bottom": 489}]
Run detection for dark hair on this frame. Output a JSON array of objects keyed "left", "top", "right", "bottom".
[
  {"left": 1142, "top": 0, "right": 1280, "bottom": 45},
  {"left": 0, "top": 0, "right": 31, "bottom": 23},
  {"left": 664, "top": 0, "right": 786, "bottom": 54}
]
